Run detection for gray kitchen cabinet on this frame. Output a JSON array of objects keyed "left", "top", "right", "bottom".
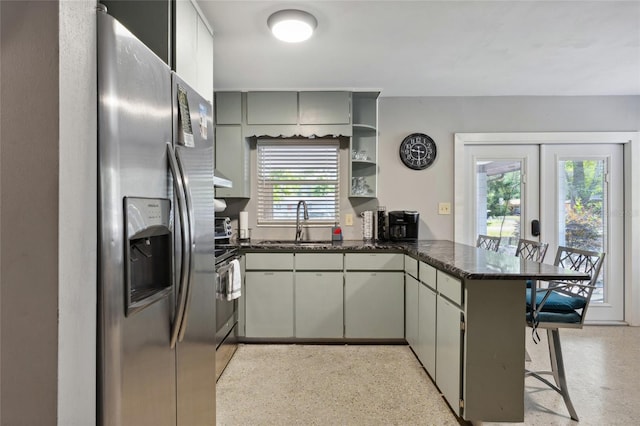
[
  {"left": 214, "top": 126, "right": 250, "bottom": 198},
  {"left": 175, "top": 0, "right": 213, "bottom": 101},
  {"left": 350, "top": 92, "right": 379, "bottom": 198},
  {"left": 298, "top": 91, "right": 350, "bottom": 124},
  {"left": 436, "top": 294, "right": 463, "bottom": 416},
  {"left": 415, "top": 261, "right": 437, "bottom": 375},
  {"left": 214, "top": 92, "right": 249, "bottom": 198},
  {"left": 435, "top": 271, "right": 463, "bottom": 416},
  {"left": 196, "top": 16, "right": 213, "bottom": 100},
  {"left": 405, "top": 254, "right": 418, "bottom": 280},
  {"left": 245, "top": 271, "right": 294, "bottom": 338},
  {"left": 295, "top": 272, "right": 344, "bottom": 338},
  {"left": 244, "top": 253, "right": 294, "bottom": 338},
  {"left": 344, "top": 252, "right": 403, "bottom": 270},
  {"left": 245, "top": 252, "right": 294, "bottom": 270},
  {"left": 405, "top": 274, "right": 419, "bottom": 347},
  {"left": 215, "top": 92, "right": 242, "bottom": 125},
  {"left": 247, "top": 91, "right": 298, "bottom": 124},
  {"left": 344, "top": 271, "right": 404, "bottom": 338},
  {"left": 294, "top": 253, "right": 343, "bottom": 338},
  {"left": 295, "top": 252, "right": 343, "bottom": 270},
  {"left": 416, "top": 279, "right": 437, "bottom": 376}
]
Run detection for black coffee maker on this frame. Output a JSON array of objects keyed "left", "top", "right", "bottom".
[{"left": 388, "top": 211, "right": 419, "bottom": 241}]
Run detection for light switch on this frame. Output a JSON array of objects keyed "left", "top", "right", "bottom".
[
  {"left": 345, "top": 213, "right": 354, "bottom": 226},
  {"left": 438, "top": 202, "right": 451, "bottom": 215}
]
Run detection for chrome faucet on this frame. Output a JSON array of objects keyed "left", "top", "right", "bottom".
[{"left": 295, "top": 200, "right": 309, "bottom": 242}]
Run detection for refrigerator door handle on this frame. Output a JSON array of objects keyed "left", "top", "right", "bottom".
[
  {"left": 167, "top": 143, "right": 192, "bottom": 349},
  {"left": 175, "top": 147, "right": 196, "bottom": 342}
]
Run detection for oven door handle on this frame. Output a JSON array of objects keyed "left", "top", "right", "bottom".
[{"left": 167, "top": 143, "right": 191, "bottom": 349}]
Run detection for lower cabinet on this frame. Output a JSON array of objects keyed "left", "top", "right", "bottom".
[
  {"left": 436, "top": 294, "right": 463, "bottom": 415},
  {"left": 405, "top": 274, "right": 419, "bottom": 347},
  {"left": 345, "top": 272, "right": 404, "bottom": 338},
  {"left": 416, "top": 281, "right": 436, "bottom": 376},
  {"left": 245, "top": 271, "right": 294, "bottom": 337},
  {"left": 295, "top": 272, "right": 343, "bottom": 338}
]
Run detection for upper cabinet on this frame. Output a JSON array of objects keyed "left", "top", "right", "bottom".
[
  {"left": 104, "top": 0, "right": 214, "bottom": 101},
  {"left": 214, "top": 91, "right": 379, "bottom": 199},
  {"left": 175, "top": 0, "right": 214, "bottom": 101},
  {"left": 215, "top": 92, "right": 242, "bottom": 125},
  {"left": 247, "top": 92, "right": 298, "bottom": 125},
  {"left": 242, "top": 91, "right": 352, "bottom": 137},
  {"left": 298, "top": 92, "right": 351, "bottom": 125},
  {"left": 215, "top": 92, "right": 250, "bottom": 198}
]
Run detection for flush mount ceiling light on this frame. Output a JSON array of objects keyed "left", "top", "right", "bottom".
[{"left": 267, "top": 9, "right": 317, "bottom": 43}]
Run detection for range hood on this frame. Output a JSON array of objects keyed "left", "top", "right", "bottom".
[{"left": 213, "top": 169, "right": 233, "bottom": 188}]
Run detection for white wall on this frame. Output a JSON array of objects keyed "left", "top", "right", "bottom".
[{"left": 58, "top": 0, "right": 97, "bottom": 424}]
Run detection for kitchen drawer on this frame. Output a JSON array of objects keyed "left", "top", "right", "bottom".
[
  {"left": 295, "top": 253, "right": 343, "bottom": 270},
  {"left": 404, "top": 254, "right": 418, "bottom": 279},
  {"left": 437, "top": 270, "right": 462, "bottom": 306},
  {"left": 419, "top": 261, "right": 437, "bottom": 290},
  {"left": 245, "top": 252, "right": 294, "bottom": 270},
  {"left": 345, "top": 252, "right": 403, "bottom": 271}
]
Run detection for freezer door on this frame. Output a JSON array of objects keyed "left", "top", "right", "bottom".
[
  {"left": 98, "top": 11, "right": 175, "bottom": 426},
  {"left": 171, "top": 73, "right": 217, "bottom": 425}
]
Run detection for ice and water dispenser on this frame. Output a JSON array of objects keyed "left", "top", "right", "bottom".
[{"left": 124, "top": 197, "right": 172, "bottom": 316}]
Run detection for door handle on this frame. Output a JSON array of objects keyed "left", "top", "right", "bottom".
[
  {"left": 531, "top": 219, "right": 540, "bottom": 237},
  {"left": 167, "top": 143, "right": 191, "bottom": 349},
  {"left": 175, "top": 146, "right": 196, "bottom": 343}
]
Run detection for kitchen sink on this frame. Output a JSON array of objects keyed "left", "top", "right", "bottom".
[{"left": 257, "top": 240, "right": 334, "bottom": 247}]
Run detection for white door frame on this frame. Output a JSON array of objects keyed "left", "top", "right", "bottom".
[{"left": 454, "top": 132, "right": 640, "bottom": 326}]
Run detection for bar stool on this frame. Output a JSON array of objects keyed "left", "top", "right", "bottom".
[
  {"left": 525, "top": 246, "right": 605, "bottom": 421},
  {"left": 476, "top": 234, "right": 500, "bottom": 251}
]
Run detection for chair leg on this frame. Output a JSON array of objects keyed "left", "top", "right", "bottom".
[{"left": 547, "top": 329, "right": 579, "bottom": 421}]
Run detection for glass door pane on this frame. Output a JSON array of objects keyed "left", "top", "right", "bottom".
[
  {"left": 557, "top": 159, "right": 607, "bottom": 302},
  {"left": 542, "top": 144, "right": 624, "bottom": 322},
  {"left": 476, "top": 160, "right": 523, "bottom": 255}
]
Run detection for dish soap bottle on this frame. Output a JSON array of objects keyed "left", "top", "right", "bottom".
[{"left": 331, "top": 222, "right": 343, "bottom": 241}]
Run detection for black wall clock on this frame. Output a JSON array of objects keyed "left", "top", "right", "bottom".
[{"left": 399, "top": 133, "right": 437, "bottom": 170}]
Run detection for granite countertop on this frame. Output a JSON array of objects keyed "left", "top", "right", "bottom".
[{"left": 227, "top": 239, "right": 590, "bottom": 282}]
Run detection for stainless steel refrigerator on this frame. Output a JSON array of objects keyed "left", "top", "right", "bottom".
[{"left": 98, "top": 10, "right": 228, "bottom": 426}]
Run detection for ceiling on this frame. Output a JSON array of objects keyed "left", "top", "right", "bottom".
[{"left": 197, "top": 1, "right": 640, "bottom": 97}]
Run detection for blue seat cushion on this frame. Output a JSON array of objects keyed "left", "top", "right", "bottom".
[
  {"left": 525, "top": 288, "right": 586, "bottom": 312},
  {"left": 526, "top": 310, "right": 581, "bottom": 324}
]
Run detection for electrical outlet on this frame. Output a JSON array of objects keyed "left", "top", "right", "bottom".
[
  {"left": 345, "top": 213, "right": 354, "bottom": 226},
  {"left": 438, "top": 202, "right": 451, "bottom": 215}
]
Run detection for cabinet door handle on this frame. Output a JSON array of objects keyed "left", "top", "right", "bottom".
[{"left": 264, "top": 272, "right": 274, "bottom": 276}]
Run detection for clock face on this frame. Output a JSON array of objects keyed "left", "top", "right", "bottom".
[{"left": 399, "top": 133, "right": 437, "bottom": 170}]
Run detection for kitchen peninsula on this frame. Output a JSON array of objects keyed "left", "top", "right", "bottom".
[{"left": 231, "top": 240, "right": 589, "bottom": 422}]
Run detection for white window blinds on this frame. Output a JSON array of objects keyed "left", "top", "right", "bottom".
[{"left": 257, "top": 140, "right": 340, "bottom": 225}]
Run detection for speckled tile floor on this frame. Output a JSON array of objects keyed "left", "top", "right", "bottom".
[
  {"left": 217, "top": 326, "right": 640, "bottom": 426},
  {"left": 216, "top": 344, "right": 458, "bottom": 425}
]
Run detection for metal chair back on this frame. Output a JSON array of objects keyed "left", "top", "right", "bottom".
[
  {"left": 515, "top": 238, "right": 549, "bottom": 263},
  {"left": 476, "top": 234, "right": 500, "bottom": 251}
]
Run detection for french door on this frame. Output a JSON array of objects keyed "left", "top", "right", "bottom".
[{"left": 461, "top": 143, "right": 624, "bottom": 322}]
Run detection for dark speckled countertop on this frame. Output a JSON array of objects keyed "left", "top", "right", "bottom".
[{"left": 227, "top": 239, "right": 590, "bottom": 281}]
